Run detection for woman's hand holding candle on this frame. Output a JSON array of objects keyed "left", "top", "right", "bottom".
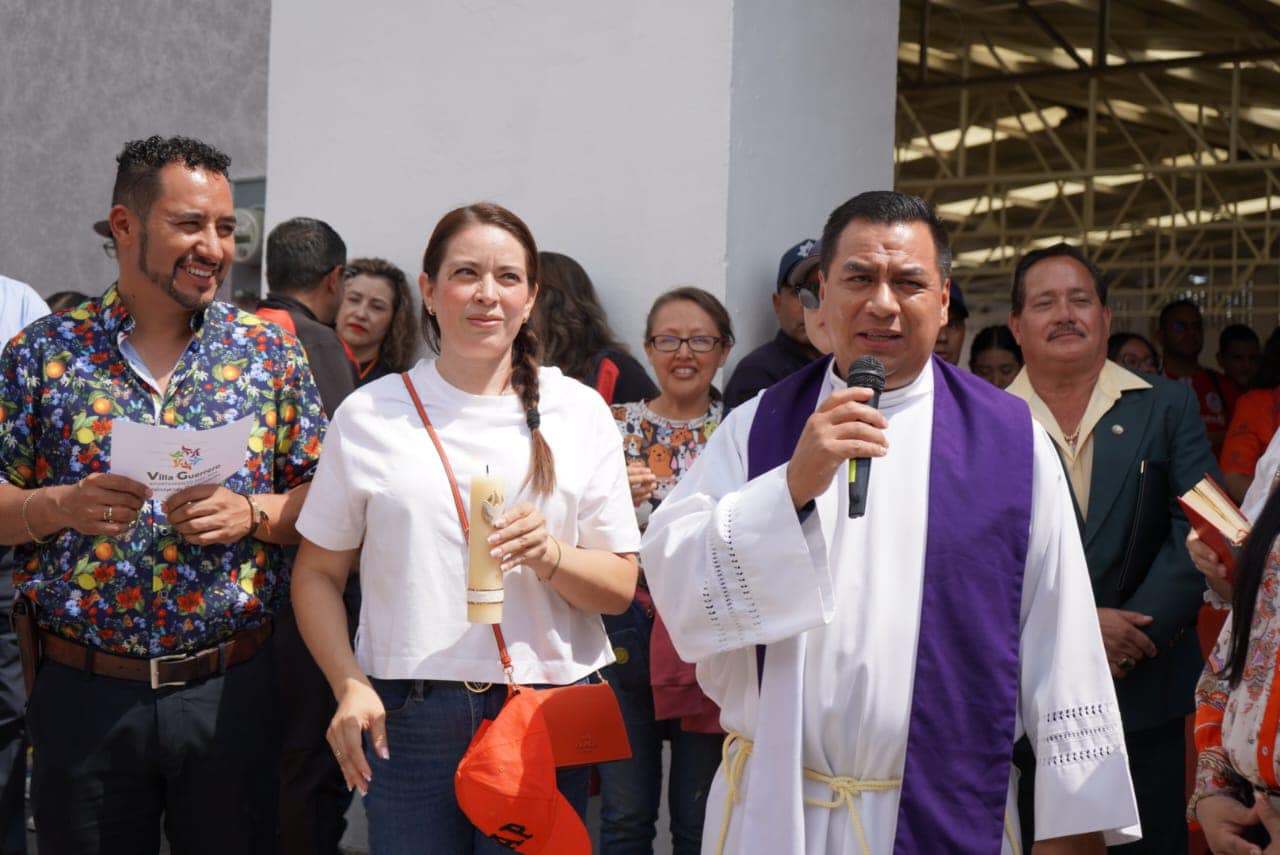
[
  {"left": 467, "top": 473, "right": 504, "bottom": 623},
  {"left": 488, "top": 501, "right": 561, "bottom": 580}
]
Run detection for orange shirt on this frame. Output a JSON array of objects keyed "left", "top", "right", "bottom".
[{"left": 1220, "top": 386, "right": 1280, "bottom": 476}]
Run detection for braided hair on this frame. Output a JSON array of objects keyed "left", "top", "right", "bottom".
[{"left": 421, "top": 203, "right": 555, "bottom": 496}]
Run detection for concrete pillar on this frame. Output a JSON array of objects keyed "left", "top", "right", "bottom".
[{"left": 266, "top": 0, "right": 898, "bottom": 371}]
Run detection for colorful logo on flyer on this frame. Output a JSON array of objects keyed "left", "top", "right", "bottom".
[{"left": 170, "top": 446, "right": 204, "bottom": 470}]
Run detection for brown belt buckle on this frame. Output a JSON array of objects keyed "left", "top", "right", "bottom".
[{"left": 150, "top": 653, "right": 191, "bottom": 689}]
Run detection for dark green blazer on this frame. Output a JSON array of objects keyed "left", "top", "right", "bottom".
[{"left": 1078, "top": 372, "right": 1219, "bottom": 732}]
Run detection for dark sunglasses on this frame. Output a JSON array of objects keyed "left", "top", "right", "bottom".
[{"left": 793, "top": 282, "right": 820, "bottom": 310}]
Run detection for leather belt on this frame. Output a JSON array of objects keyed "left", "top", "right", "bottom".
[{"left": 39, "top": 621, "right": 273, "bottom": 689}]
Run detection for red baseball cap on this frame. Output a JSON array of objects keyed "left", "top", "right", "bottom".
[{"left": 454, "top": 688, "right": 590, "bottom": 854}]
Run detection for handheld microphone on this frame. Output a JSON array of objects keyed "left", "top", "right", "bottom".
[{"left": 846, "top": 356, "right": 885, "bottom": 519}]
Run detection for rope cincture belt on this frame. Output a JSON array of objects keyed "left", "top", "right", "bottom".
[
  {"left": 716, "top": 732, "right": 1023, "bottom": 855},
  {"left": 716, "top": 732, "right": 901, "bottom": 855}
]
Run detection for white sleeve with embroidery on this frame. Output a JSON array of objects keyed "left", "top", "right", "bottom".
[
  {"left": 1020, "top": 424, "right": 1142, "bottom": 844},
  {"left": 640, "top": 399, "right": 834, "bottom": 664}
]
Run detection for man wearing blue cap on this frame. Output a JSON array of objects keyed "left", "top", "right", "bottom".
[{"left": 723, "top": 240, "right": 824, "bottom": 410}]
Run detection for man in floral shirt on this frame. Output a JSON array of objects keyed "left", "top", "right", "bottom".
[{"left": 0, "top": 135, "right": 325, "bottom": 853}]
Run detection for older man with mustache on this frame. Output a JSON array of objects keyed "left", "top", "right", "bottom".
[{"left": 1006, "top": 242, "right": 1218, "bottom": 855}]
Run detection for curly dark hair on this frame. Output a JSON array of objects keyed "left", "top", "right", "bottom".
[
  {"left": 421, "top": 203, "right": 554, "bottom": 495},
  {"left": 342, "top": 257, "right": 418, "bottom": 373},
  {"left": 532, "top": 252, "right": 629, "bottom": 382},
  {"left": 112, "top": 135, "right": 231, "bottom": 219}
]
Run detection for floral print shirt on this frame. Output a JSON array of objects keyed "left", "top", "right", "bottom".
[
  {"left": 1191, "top": 544, "right": 1280, "bottom": 814},
  {"left": 0, "top": 285, "right": 325, "bottom": 656},
  {"left": 611, "top": 398, "right": 722, "bottom": 521}
]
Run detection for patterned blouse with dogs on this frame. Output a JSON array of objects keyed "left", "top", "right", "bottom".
[
  {"left": 612, "top": 399, "right": 722, "bottom": 515},
  {"left": 611, "top": 397, "right": 723, "bottom": 731}
]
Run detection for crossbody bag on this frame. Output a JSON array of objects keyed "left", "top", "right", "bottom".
[{"left": 400, "top": 372, "right": 630, "bottom": 769}]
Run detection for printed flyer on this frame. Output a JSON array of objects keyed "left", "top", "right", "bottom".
[{"left": 110, "top": 416, "right": 255, "bottom": 502}]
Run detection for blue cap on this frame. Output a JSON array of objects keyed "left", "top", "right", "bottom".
[
  {"left": 776, "top": 239, "right": 818, "bottom": 292},
  {"left": 788, "top": 239, "right": 823, "bottom": 290}
]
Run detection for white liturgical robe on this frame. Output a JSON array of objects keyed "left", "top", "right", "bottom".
[{"left": 640, "top": 364, "right": 1141, "bottom": 854}]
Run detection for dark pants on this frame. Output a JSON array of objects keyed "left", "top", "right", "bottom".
[
  {"left": 596, "top": 681, "right": 723, "bottom": 855},
  {"left": 1110, "top": 719, "right": 1189, "bottom": 854},
  {"left": 274, "top": 577, "right": 359, "bottom": 855},
  {"left": 26, "top": 640, "right": 280, "bottom": 855},
  {"left": 1016, "top": 717, "right": 1187, "bottom": 853},
  {"left": 0, "top": 566, "right": 25, "bottom": 855}
]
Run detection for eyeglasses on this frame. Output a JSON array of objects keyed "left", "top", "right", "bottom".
[
  {"left": 646, "top": 335, "right": 725, "bottom": 353},
  {"left": 1119, "top": 353, "right": 1159, "bottom": 373}
]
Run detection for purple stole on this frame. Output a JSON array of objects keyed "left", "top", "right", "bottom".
[{"left": 747, "top": 355, "right": 1033, "bottom": 854}]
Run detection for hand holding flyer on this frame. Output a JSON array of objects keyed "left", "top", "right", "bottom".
[{"left": 110, "top": 416, "right": 255, "bottom": 504}]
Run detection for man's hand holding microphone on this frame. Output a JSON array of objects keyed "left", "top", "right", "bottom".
[{"left": 786, "top": 357, "right": 889, "bottom": 513}]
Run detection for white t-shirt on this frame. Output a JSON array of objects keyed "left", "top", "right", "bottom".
[{"left": 296, "top": 360, "right": 641, "bottom": 684}]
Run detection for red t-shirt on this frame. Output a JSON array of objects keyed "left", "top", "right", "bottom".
[{"left": 1164, "top": 366, "right": 1239, "bottom": 456}]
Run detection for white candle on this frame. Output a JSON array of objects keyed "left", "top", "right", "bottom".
[{"left": 467, "top": 472, "right": 504, "bottom": 623}]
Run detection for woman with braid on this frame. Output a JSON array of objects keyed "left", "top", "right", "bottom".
[{"left": 290, "top": 202, "right": 640, "bottom": 853}]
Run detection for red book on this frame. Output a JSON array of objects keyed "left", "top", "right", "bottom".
[{"left": 1178, "top": 475, "right": 1249, "bottom": 581}]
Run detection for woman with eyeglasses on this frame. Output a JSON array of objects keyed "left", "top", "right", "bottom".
[
  {"left": 599, "top": 287, "right": 732, "bottom": 855},
  {"left": 1108, "top": 332, "right": 1161, "bottom": 375}
]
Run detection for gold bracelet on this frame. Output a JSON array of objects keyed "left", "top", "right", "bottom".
[
  {"left": 22, "top": 489, "right": 52, "bottom": 545},
  {"left": 244, "top": 493, "right": 267, "bottom": 538},
  {"left": 540, "top": 537, "right": 563, "bottom": 583}
]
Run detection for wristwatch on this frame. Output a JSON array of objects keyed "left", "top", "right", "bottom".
[{"left": 245, "top": 494, "right": 269, "bottom": 538}]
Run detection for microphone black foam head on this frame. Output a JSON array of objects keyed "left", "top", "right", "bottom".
[{"left": 846, "top": 355, "right": 885, "bottom": 393}]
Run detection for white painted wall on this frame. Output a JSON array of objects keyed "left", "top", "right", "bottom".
[
  {"left": 266, "top": 1, "right": 898, "bottom": 377},
  {"left": 726, "top": 0, "right": 898, "bottom": 353}
]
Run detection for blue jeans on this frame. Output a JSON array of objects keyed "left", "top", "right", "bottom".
[
  {"left": 597, "top": 680, "right": 724, "bottom": 855},
  {"left": 364, "top": 677, "right": 590, "bottom": 855}
]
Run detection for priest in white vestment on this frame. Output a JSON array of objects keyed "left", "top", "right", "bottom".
[{"left": 640, "top": 192, "right": 1140, "bottom": 855}]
